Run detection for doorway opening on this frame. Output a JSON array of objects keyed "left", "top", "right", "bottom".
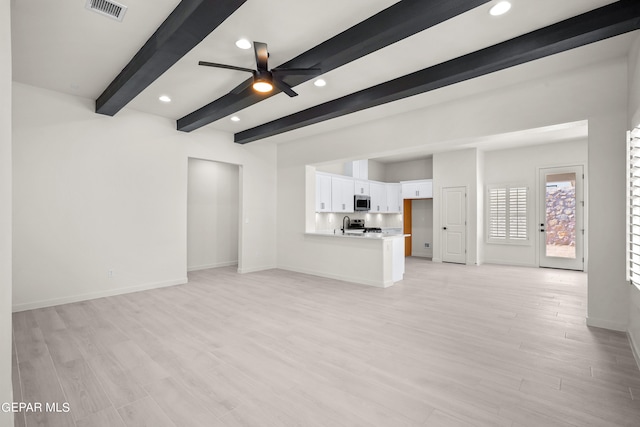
[
  {"left": 187, "top": 158, "right": 240, "bottom": 272},
  {"left": 539, "top": 166, "right": 584, "bottom": 271},
  {"left": 403, "top": 198, "right": 433, "bottom": 258}
]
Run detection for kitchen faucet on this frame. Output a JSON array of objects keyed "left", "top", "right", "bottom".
[{"left": 342, "top": 216, "right": 350, "bottom": 234}]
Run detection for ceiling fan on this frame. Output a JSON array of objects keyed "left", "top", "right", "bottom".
[{"left": 199, "top": 41, "right": 322, "bottom": 97}]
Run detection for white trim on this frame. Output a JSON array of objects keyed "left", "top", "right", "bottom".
[
  {"left": 12, "top": 277, "right": 188, "bottom": 312},
  {"left": 410, "top": 252, "right": 432, "bottom": 258},
  {"left": 585, "top": 316, "right": 627, "bottom": 332},
  {"left": 237, "top": 265, "right": 277, "bottom": 274},
  {"left": 537, "top": 165, "right": 585, "bottom": 271},
  {"left": 629, "top": 332, "right": 640, "bottom": 372},
  {"left": 486, "top": 184, "right": 530, "bottom": 244},
  {"left": 278, "top": 265, "right": 393, "bottom": 288},
  {"left": 187, "top": 261, "right": 238, "bottom": 272},
  {"left": 482, "top": 259, "right": 538, "bottom": 268}
]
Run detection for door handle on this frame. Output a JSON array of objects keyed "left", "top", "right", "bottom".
[{"left": 443, "top": 227, "right": 447, "bottom": 230}]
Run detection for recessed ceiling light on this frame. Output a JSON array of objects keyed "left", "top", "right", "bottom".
[
  {"left": 230, "top": 116, "right": 240, "bottom": 122},
  {"left": 158, "top": 95, "right": 171, "bottom": 103},
  {"left": 235, "top": 39, "right": 252, "bottom": 50},
  {"left": 314, "top": 79, "right": 327, "bottom": 87},
  {"left": 489, "top": 1, "right": 511, "bottom": 16}
]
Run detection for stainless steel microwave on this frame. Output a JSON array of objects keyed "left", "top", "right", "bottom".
[{"left": 354, "top": 195, "right": 371, "bottom": 211}]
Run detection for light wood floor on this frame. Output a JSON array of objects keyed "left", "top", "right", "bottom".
[{"left": 12, "top": 259, "right": 640, "bottom": 427}]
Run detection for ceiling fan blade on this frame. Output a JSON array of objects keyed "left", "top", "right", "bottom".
[
  {"left": 230, "top": 77, "right": 254, "bottom": 95},
  {"left": 253, "top": 42, "right": 269, "bottom": 71},
  {"left": 198, "top": 61, "right": 255, "bottom": 74},
  {"left": 272, "top": 68, "right": 322, "bottom": 76},
  {"left": 272, "top": 78, "right": 298, "bottom": 97}
]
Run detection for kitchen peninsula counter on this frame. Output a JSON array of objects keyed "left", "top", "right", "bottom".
[
  {"left": 300, "top": 230, "right": 408, "bottom": 287},
  {"left": 305, "top": 230, "right": 409, "bottom": 239}
]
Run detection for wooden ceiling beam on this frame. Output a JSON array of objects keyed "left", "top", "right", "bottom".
[
  {"left": 177, "top": 0, "right": 493, "bottom": 132},
  {"left": 96, "top": 0, "right": 247, "bottom": 116},
  {"left": 234, "top": 0, "right": 640, "bottom": 144}
]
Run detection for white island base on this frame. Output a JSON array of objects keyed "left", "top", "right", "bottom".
[{"left": 300, "top": 232, "right": 407, "bottom": 287}]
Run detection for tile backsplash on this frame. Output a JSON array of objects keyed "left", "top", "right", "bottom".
[{"left": 315, "top": 212, "right": 403, "bottom": 232}]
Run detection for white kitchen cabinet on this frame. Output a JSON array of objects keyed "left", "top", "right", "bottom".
[
  {"left": 315, "top": 172, "right": 332, "bottom": 212},
  {"left": 402, "top": 179, "right": 433, "bottom": 199},
  {"left": 354, "top": 180, "right": 370, "bottom": 196},
  {"left": 331, "top": 176, "right": 354, "bottom": 212},
  {"left": 369, "top": 181, "right": 386, "bottom": 213},
  {"left": 345, "top": 160, "right": 369, "bottom": 180},
  {"left": 385, "top": 183, "right": 402, "bottom": 213}
]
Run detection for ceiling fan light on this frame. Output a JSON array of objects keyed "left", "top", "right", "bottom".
[{"left": 253, "top": 80, "right": 273, "bottom": 93}]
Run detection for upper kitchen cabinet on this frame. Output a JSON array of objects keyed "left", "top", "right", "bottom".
[
  {"left": 386, "top": 183, "right": 402, "bottom": 213},
  {"left": 369, "top": 181, "right": 386, "bottom": 213},
  {"left": 345, "top": 160, "right": 369, "bottom": 180},
  {"left": 331, "top": 176, "right": 355, "bottom": 213},
  {"left": 402, "top": 179, "right": 433, "bottom": 199},
  {"left": 316, "top": 172, "right": 332, "bottom": 212},
  {"left": 354, "top": 180, "right": 370, "bottom": 196}
]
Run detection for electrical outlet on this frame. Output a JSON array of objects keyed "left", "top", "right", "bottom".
[
  {"left": 424, "top": 243, "right": 430, "bottom": 248},
  {"left": 107, "top": 269, "right": 114, "bottom": 279}
]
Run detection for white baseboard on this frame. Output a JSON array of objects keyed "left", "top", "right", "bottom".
[
  {"left": 432, "top": 258, "right": 442, "bottom": 263},
  {"left": 12, "top": 277, "right": 188, "bottom": 312},
  {"left": 483, "top": 259, "right": 537, "bottom": 268},
  {"left": 585, "top": 316, "right": 627, "bottom": 332},
  {"left": 629, "top": 332, "right": 640, "bottom": 372},
  {"left": 411, "top": 251, "right": 432, "bottom": 258},
  {"left": 187, "top": 261, "right": 237, "bottom": 272},
  {"left": 237, "top": 265, "right": 277, "bottom": 274},
  {"left": 278, "top": 265, "right": 392, "bottom": 288}
]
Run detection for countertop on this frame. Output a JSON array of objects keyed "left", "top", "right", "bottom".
[{"left": 306, "top": 229, "right": 409, "bottom": 240}]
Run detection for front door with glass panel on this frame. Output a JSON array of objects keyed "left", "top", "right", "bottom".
[{"left": 539, "top": 166, "right": 584, "bottom": 270}]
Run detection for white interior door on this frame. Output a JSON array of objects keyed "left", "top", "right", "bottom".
[
  {"left": 442, "top": 187, "right": 466, "bottom": 264},
  {"left": 539, "top": 166, "right": 584, "bottom": 271}
]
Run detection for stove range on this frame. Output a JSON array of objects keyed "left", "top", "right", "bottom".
[{"left": 345, "top": 219, "right": 382, "bottom": 233}]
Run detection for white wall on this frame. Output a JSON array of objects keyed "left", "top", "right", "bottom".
[
  {"left": 187, "top": 158, "right": 239, "bottom": 271},
  {"left": 432, "top": 149, "right": 479, "bottom": 264},
  {"left": 367, "top": 159, "right": 386, "bottom": 181},
  {"left": 411, "top": 199, "right": 433, "bottom": 258},
  {"left": 482, "top": 140, "right": 588, "bottom": 267},
  {"left": 12, "top": 83, "right": 277, "bottom": 311},
  {"left": 628, "top": 34, "right": 640, "bottom": 364},
  {"left": 277, "top": 57, "right": 629, "bottom": 331},
  {"left": 630, "top": 35, "right": 640, "bottom": 128},
  {"left": 1, "top": 0, "right": 13, "bottom": 424},
  {"left": 587, "top": 109, "right": 629, "bottom": 331},
  {"left": 476, "top": 150, "right": 485, "bottom": 265},
  {"left": 385, "top": 158, "right": 433, "bottom": 182},
  {"left": 315, "top": 163, "right": 343, "bottom": 175}
]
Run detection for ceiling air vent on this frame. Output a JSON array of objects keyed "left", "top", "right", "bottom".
[{"left": 85, "top": 0, "right": 128, "bottom": 22}]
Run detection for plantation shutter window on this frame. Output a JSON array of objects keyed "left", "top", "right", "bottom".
[
  {"left": 509, "top": 187, "right": 528, "bottom": 240},
  {"left": 488, "top": 185, "right": 528, "bottom": 243},
  {"left": 489, "top": 188, "right": 506, "bottom": 239},
  {"left": 627, "top": 125, "right": 640, "bottom": 288}
]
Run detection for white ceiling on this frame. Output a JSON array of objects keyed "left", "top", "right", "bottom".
[{"left": 10, "top": 0, "right": 637, "bottom": 154}]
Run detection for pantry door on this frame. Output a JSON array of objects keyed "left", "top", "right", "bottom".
[{"left": 539, "top": 166, "right": 584, "bottom": 271}]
